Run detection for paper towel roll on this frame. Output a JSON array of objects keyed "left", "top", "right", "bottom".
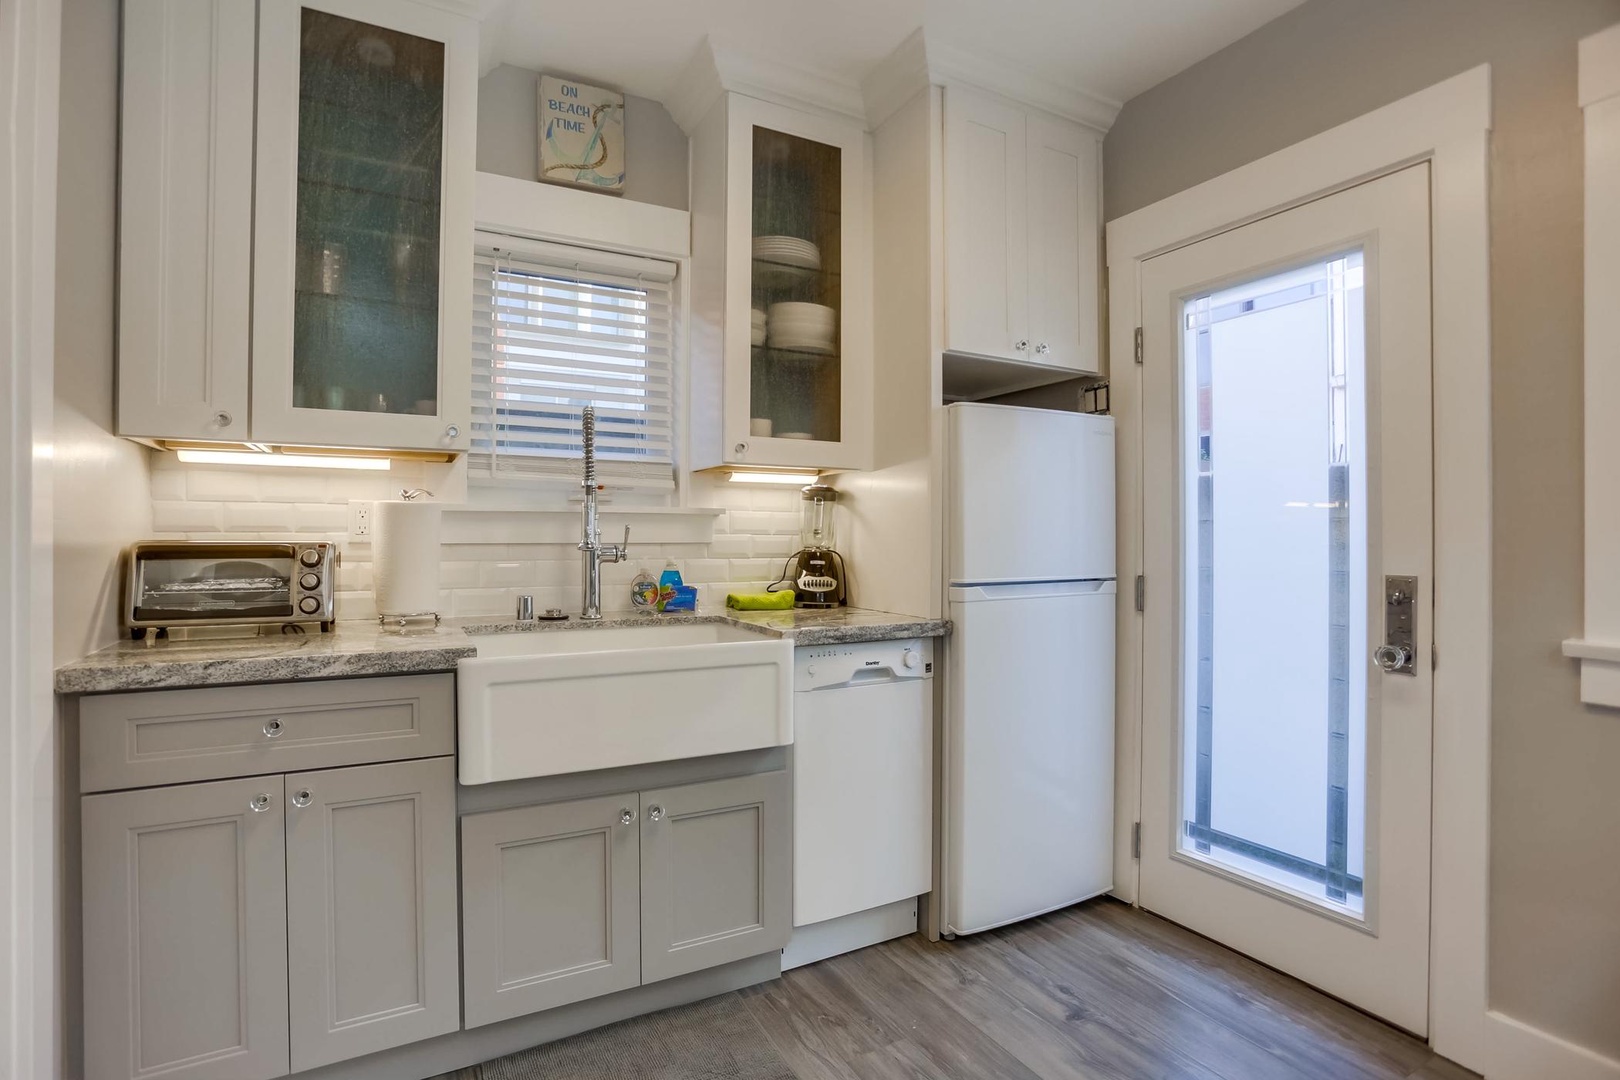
[{"left": 373, "top": 498, "right": 443, "bottom": 617}]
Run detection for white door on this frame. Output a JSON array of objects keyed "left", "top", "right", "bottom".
[
  {"left": 943, "top": 87, "right": 1028, "bottom": 362},
  {"left": 1138, "top": 164, "right": 1433, "bottom": 1034},
  {"left": 1026, "top": 114, "right": 1101, "bottom": 374}
]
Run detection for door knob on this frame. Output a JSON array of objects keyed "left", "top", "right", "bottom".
[{"left": 1373, "top": 643, "right": 1413, "bottom": 673}]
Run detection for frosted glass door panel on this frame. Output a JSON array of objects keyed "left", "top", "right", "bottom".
[
  {"left": 293, "top": 8, "right": 443, "bottom": 416},
  {"left": 749, "top": 126, "right": 841, "bottom": 443},
  {"left": 1180, "top": 253, "right": 1368, "bottom": 914}
]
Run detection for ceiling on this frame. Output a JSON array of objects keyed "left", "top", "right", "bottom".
[{"left": 476, "top": 0, "right": 1308, "bottom": 119}]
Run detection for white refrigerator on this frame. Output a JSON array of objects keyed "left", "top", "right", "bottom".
[{"left": 943, "top": 402, "right": 1116, "bottom": 936}]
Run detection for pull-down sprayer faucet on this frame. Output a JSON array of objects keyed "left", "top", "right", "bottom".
[{"left": 579, "top": 405, "right": 628, "bottom": 620}]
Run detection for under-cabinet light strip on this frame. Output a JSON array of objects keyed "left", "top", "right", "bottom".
[
  {"left": 174, "top": 449, "right": 392, "bottom": 471},
  {"left": 726, "top": 469, "right": 820, "bottom": 485}
]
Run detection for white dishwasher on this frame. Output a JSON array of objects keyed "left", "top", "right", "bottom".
[{"left": 785, "top": 637, "right": 935, "bottom": 970}]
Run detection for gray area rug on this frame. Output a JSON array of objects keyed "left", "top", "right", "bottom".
[{"left": 478, "top": 994, "right": 795, "bottom": 1080}]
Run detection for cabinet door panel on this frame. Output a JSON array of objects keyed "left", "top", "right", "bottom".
[
  {"left": 460, "top": 794, "right": 641, "bottom": 1027},
  {"left": 1027, "top": 116, "right": 1101, "bottom": 374},
  {"left": 83, "top": 778, "right": 288, "bottom": 1080},
  {"left": 285, "top": 757, "right": 459, "bottom": 1071},
  {"left": 117, "top": 0, "right": 254, "bottom": 440},
  {"left": 252, "top": 0, "right": 474, "bottom": 451},
  {"left": 640, "top": 770, "right": 791, "bottom": 983},
  {"left": 944, "top": 87, "right": 1029, "bottom": 362}
]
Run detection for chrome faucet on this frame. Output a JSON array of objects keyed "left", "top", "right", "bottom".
[{"left": 578, "top": 405, "right": 628, "bottom": 621}]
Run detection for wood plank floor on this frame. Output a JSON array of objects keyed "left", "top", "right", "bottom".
[{"left": 436, "top": 898, "right": 1475, "bottom": 1080}]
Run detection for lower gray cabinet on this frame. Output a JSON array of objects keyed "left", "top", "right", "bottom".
[
  {"left": 83, "top": 756, "right": 459, "bottom": 1080},
  {"left": 640, "top": 770, "right": 792, "bottom": 983},
  {"left": 285, "top": 758, "right": 460, "bottom": 1071},
  {"left": 83, "top": 776, "right": 291, "bottom": 1080},
  {"left": 460, "top": 794, "right": 641, "bottom": 1028},
  {"left": 458, "top": 768, "right": 791, "bottom": 1024}
]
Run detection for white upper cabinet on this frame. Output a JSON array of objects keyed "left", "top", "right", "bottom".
[
  {"left": 117, "top": 0, "right": 256, "bottom": 442},
  {"left": 117, "top": 0, "right": 475, "bottom": 453},
  {"left": 689, "top": 93, "right": 873, "bottom": 471},
  {"left": 944, "top": 86, "right": 1103, "bottom": 376}
]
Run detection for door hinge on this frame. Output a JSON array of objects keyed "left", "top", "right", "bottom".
[
  {"left": 1134, "top": 574, "right": 1145, "bottom": 612},
  {"left": 1133, "top": 326, "right": 1144, "bottom": 365},
  {"left": 1131, "top": 822, "right": 1141, "bottom": 860}
]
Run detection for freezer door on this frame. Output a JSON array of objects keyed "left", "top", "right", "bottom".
[
  {"left": 945, "top": 581, "right": 1115, "bottom": 934},
  {"left": 946, "top": 403, "right": 1115, "bottom": 584}
]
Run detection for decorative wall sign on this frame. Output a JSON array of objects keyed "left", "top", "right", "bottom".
[{"left": 538, "top": 75, "right": 625, "bottom": 193}]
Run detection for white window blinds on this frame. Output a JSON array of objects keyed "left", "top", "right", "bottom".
[{"left": 471, "top": 234, "right": 677, "bottom": 486}]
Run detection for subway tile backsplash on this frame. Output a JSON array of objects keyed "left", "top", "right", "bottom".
[{"left": 147, "top": 456, "right": 804, "bottom": 621}]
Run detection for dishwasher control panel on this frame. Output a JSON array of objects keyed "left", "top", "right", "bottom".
[{"left": 795, "top": 638, "right": 935, "bottom": 690}]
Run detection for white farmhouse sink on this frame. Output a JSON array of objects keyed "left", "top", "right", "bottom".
[{"left": 456, "top": 622, "right": 793, "bottom": 784}]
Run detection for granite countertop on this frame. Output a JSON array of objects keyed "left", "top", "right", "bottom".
[{"left": 55, "top": 607, "right": 950, "bottom": 694}]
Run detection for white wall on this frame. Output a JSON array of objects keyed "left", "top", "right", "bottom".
[
  {"left": 1103, "top": 0, "right": 1620, "bottom": 1060},
  {"left": 1, "top": 0, "right": 62, "bottom": 1075},
  {"left": 53, "top": 0, "right": 153, "bottom": 666},
  {"left": 146, "top": 459, "right": 804, "bottom": 619},
  {"left": 477, "top": 63, "right": 689, "bottom": 211}
]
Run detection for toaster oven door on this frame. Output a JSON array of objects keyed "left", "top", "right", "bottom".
[{"left": 131, "top": 544, "right": 299, "bottom": 623}]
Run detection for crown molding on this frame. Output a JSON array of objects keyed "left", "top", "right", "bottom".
[
  {"left": 667, "top": 37, "right": 868, "bottom": 135},
  {"left": 862, "top": 27, "right": 1121, "bottom": 134}
]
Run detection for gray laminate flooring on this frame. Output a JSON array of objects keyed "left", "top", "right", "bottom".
[{"left": 435, "top": 897, "right": 1475, "bottom": 1080}]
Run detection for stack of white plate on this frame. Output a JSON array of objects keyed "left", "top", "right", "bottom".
[
  {"left": 767, "top": 301, "right": 836, "bottom": 354},
  {"left": 750, "top": 308, "right": 767, "bottom": 347},
  {"left": 752, "top": 236, "right": 820, "bottom": 269},
  {"left": 752, "top": 236, "right": 821, "bottom": 288}
]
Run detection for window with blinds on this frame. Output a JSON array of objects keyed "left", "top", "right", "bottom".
[{"left": 471, "top": 234, "right": 677, "bottom": 487}]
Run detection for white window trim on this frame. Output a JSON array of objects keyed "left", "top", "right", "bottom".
[
  {"left": 1107, "top": 66, "right": 1494, "bottom": 1073},
  {"left": 471, "top": 171, "right": 694, "bottom": 512}
]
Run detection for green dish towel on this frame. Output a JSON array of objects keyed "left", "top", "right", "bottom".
[{"left": 726, "top": 590, "right": 796, "bottom": 610}]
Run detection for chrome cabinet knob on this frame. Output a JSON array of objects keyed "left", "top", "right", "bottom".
[
  {"left": 619, "top": 807, "right": 635, "bottom": 826},
  {"left": 1373, "top": 644, "right": 1413, "bottom": 673},
  {"left": 1035, "top": 342, "right": 1051, "bottom": 355},
  {"left": 249, "top": 793, "right": 273, "bottom": 813},
  {"left": 213, "top": 410, "right": 233, "bottom": 427},
  {"left": 647, "top": 805, "right": 665, "bottom": 823},
  {"left": 445, "top": 424, "right": 460, "bottom": 439},
  {"left": 734, "top": 442, "right": 748, "bottom": 457},
  {"left": 1014, "top": 339, "right": 1030, "bottom": 352},
  {"left": 263, "top": 718, "right": 284, "bottom": 738},
  {"left": 291, "top": 789, "right": 313, "bottom": 808}
]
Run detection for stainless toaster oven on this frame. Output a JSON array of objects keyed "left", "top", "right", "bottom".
[{"left": 124, "top": 541, "right": 337, "bottom": 638}]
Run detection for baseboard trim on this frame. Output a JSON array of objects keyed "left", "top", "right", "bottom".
[
  {"left": 1486, "top": 1010, "right": 1620, "bottom": 1080},
  {"left": 781, "top": 897, "right": 920, "bottom": 970},
  {"left": 294, "top": 952, "right": 781, "bottom": 1080}
]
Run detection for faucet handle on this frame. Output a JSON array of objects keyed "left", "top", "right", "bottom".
[{"left": 620, "top": 525, "right": 631, "bottom": 557}]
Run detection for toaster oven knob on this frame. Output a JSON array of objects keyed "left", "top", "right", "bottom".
[
  {"left": 298, "top": 596, "right": 322, "bottom": 615},
  {"left": 299, "top": 548, "right": 321, "bottom": 568},
  {"left": 300, "top": 572, "right": 321, "bottom": 591}
]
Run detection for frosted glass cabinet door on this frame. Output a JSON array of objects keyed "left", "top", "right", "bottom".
[
  {"left": 252, "top": 0, "right": 474, "bottom": 451},
  {"left": 82, "top": 778, "right": 289, "bottom": 1080}
]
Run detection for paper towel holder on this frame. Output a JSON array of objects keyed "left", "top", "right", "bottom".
[{"left": 375, "top": 489, "right": 442, "bottom": 633}]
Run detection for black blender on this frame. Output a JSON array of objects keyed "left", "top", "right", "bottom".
[{"left": 771, "top": 484, "right": 847, "bottom": 608}]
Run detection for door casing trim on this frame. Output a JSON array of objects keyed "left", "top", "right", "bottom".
[{"left": 1106, "top": 65, "right": 1491, "bottom": 1072}]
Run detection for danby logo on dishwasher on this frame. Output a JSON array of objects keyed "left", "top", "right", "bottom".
[{"left": 864, "top": 660, "right": 881, "bottom": 666}]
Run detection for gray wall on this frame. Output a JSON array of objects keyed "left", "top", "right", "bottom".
[
  {"left": 477, "top": 64, "right": 689, "bottom": 211},
  {"left": 1103, "top": 0, "right": 1620, "bottom": 1058}
]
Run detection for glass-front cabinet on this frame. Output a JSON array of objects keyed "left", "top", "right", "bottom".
[
  {"left": 690, "top": 94, "right": 872, "bottom": 471},
  {"left": 252, "top": 0, "right": 474, "bottom": 451}
]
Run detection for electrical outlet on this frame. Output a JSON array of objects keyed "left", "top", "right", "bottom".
[{"left": 348, "top": 500, "right": 373, "bottom": 541}]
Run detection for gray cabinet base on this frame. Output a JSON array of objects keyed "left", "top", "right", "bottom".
[{"left": 286, "top": 952, "right": 781, "bottom": 1080}]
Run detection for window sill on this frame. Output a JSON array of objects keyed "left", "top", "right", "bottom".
[
  {"left": 441, "top": 505, "right": 724, "bottom": 545},
  {"left": 1560, "top": 639, "right": 1620, "bottom": 708}
]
